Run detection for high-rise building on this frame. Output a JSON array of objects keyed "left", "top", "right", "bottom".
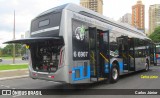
[
  {"left": 80, "top": 0, "right": 103, "bottom": 14},
  {"left": 25, "top": 31, "right": 30, "bottom": 38},
  {"left": 132, "top": 0, "right": 145, "bottom": 32},
  {"left": 119, "top": 13, "right": 132, "bottom": 25},
  {"left": 149, "top": 4, "right": 160, "bottom": 35}
]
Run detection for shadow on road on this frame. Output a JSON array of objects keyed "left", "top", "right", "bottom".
[
  {"left": 36, "top": 69, "right": 156, "bottom": 95},
  {"left": 43, "top": 69, "right": 151, "bottom": 90}
]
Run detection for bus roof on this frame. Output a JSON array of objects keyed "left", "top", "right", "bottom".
[{"left": 35, "top": 3, "right": 149, "bottom": 40}]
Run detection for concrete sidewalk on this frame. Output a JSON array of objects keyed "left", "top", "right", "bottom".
[{"left": 0, "top": 69, "right": 29, "bottom": 80}]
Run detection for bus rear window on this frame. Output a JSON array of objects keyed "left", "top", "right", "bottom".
[
  {"left": 39, "top": 19, "right": 49, "bottom": 27},
  {"left": 31, "top": 12, "right": 61, "bottom": 32}
]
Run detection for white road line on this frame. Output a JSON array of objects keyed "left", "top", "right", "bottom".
[
  {"left": 0, "top": 84, "right": 20, "bottom": 97},
  {"left": 0, "top": 84, "right": 10, "bottom": 88},
  {"left": 1, "top": 85, "right": 4, "bottom": 87},
  {"left": 13, "top": 95, "right": 22, "bottom": 98},
  {"left": 4, "top": 85, "right": 10, "bottom": 88},
  {"left": 0, "top": 75, "right": 29, "bottom": 80}
]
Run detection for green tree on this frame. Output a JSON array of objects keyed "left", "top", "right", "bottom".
[
  {"left": 0, "top": 47, "right": 2, "bottom": 57},
  {"left": 1, "top": 44, "right": 26, "bottom": 57},
  {"left": 2, "top": 44, "right": 12, "bottom": 56},
  {"left": 149, "top": 26, "right": 160, "bottom": 43}
]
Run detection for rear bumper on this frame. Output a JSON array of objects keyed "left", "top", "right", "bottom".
[{"left": 29, "top": 66, "right": 69, "bottom": 83}]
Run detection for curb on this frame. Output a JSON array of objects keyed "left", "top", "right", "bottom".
[
  {"left": 0, "top": 75, "right": 29, "bottom": 81},
  {"left": 0, "top": 69, "right": 28, "bottom": 72}
]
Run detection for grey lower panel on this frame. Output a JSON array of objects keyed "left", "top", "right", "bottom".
[
  {"left": 130, "top": 58, "right": 134, "bottom": 68},
  {"left": 29, "top": 66, "right": 69, "bottom": 83},
  {"left": 70, "top": 78, "right": 91, "bottom": 84},
  {"left": 135, "top": 58, "right": 146, "bottom": 71}
]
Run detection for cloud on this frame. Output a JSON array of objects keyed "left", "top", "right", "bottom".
[
  {"left": 0, "top": 31, "right": 14, "bottom": 48},
  {"left": 0, "top": 0, "right": 79, "bottom": 33},
  {"left": 0, "top": 0, "right": 159, "bottom": 48},
  {"left": 0, "top": 0, "right": 79, "bottom": 48}
]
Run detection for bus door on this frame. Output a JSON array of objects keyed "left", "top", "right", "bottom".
[
  {"left": 117, "top": 36, "right": 131, "bottom": 72},
  {"left": 149, "top": 43, "right": 156, "bottom": 65},
  {"left": 128, "top": 38, "right": 135, "bottom": 71},
  {"left": 156, "top": 44, "right": 160, "bottom": 65},
  {"left": 89, "top": 27, "right": 110, "bottom": 81}
]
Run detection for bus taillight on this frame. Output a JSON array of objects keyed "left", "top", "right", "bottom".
[
  {"left": 69, "top": 71, "right": 72, "bottom": 74},
  {"left": 48, "top": 75, "right": 54, "bottom": 79},
  {"left": 58, "top": 47, "right": 64, "bottom": 68},
  {"left": 33, "top": 73, "right": 37, "bottom": 76},
  {"left": 156, "top": 54, "right": 159, "bottom": 58}
]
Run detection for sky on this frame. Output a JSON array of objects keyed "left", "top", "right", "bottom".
[{"left": 0, "top": 0, "right": 160, "bottom": 48}]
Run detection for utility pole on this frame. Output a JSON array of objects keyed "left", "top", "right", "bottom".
[{"left": 13, "top": 10, "right": 15, "bottom": 64}]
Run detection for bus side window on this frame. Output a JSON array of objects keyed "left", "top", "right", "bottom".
[
  {"left": 134, "top": 50, "right": 137, "bottom": 57},
  {"left": 89, "top": 38, "right": 96, "bottom": 49}
]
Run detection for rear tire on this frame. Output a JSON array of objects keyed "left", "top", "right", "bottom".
[
  {"left": 110, "top": 63, "right": 119, "bottom": 83},
  {"left": 0, "top": 59, "right": 2, "bottom": 62}
]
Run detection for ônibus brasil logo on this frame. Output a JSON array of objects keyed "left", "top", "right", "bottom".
[{"left": 75, "top": 25, "right": 85, "bottom": 41}]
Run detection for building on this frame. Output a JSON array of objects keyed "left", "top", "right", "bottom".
[
  {"left": 25, "top": 31, "right": 30, "bottom": 38},
  {"left": 119, "top": 13, "right": 132, "bottom": 25},
  {"left": 21, "top": 34, "right": 24, "bottom": 39},
  {"left": 132, "top": 0, "right": 145, "bottom": 32},
  {"left": 149, "top": 4, "right": 160, "bottom": 35},
  {"left": 80, "top": 0, "right": 103, "bottom": 14}
]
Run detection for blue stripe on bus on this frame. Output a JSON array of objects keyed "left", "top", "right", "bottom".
[
  {"left": 72, "top": 62, "right": 124, "bottom": 81},
  {"left": 119, "top": 62, "right": 123, "bottom": 73},
  {"left": 104, "top": 64, "right": 110, "bottom": 73},
  {"left": 72, "top": 65, "right": 90, "bottom": 81}
]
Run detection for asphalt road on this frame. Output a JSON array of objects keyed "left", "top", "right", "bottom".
[
  {"left": 0, "top": 59, "right": 28, "bottom": 65},
  {"left": 0, "top": 66, "right": 160, "bottom": 98}
]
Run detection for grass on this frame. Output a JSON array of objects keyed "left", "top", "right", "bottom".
[
  {"left": 0, "top": 64, "right": 28, "bottom": 71},
  {"left": 1, "top": 57, "right": 21, "bottom": 59}
]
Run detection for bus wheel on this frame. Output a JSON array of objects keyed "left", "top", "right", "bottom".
[
  {"left": 144, "top": 62, "right": 149, "bottom": 72},
  {"left": 110, "top": 64, "right": 119, "bottom": 83}
]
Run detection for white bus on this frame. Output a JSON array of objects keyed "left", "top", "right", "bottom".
[{"left": 4, "top": 3, "right": 152, "bottom": 84}]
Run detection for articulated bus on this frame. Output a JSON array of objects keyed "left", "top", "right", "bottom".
[{"left": 5, "top": 3, "right": 153, "bottom": 84}]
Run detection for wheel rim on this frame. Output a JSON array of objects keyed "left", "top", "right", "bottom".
[{"left": 112, "top": 68, "right": 118, "bottom": 80}]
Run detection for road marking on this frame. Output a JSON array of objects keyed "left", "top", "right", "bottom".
[
  {"left": 1, "top": 85, "right": 4, "bottom": 87},
  {"left": 1, "top": 84, "right": 10, "bottom": 88},
  {"left": 13, "top": 95, "right": 22, "bottom": 98},
  {"left": 4, "top": 85, "right": 10, "bottom": 88},
  {"left": 0, "top": 84, "right": 21, "bottom": 97},
  {"left": 0, "top": 75, "right": 29, "bottom": 80}
]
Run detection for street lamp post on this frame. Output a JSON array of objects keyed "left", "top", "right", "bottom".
[{"left": 13, "top": 10, "right": 15, "bottom": 64}]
